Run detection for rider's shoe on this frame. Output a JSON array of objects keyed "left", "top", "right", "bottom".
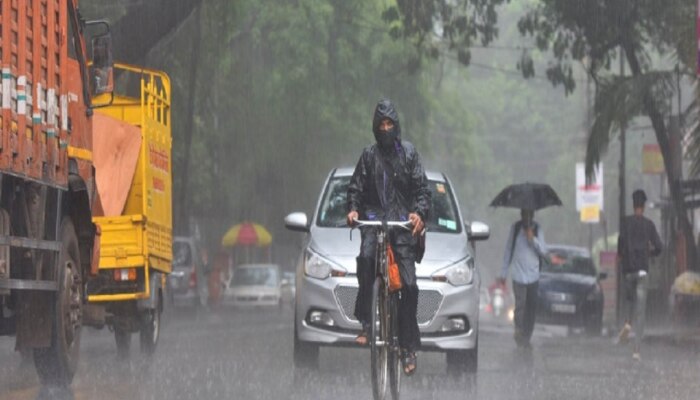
[
  {"left": 401, "top": 349, "right": 417, "bottom": 376},
  {"left": 355, "top": 323, "right": 369, "bottom": 346}
]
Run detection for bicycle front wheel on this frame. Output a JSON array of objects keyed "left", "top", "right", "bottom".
[
  {"left": 370, "top": 277, "right": 389, "bottom": 400},
  {"left": 388, "top": 292, "right": 401, "bottom": 400}
]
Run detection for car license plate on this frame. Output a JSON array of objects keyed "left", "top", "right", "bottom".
[{"left": 551, "top": 304, "right": 576, "bottom": 314}]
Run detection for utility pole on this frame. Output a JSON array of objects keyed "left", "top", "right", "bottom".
[
  {"left": 586, "top": 58, "right": 594, "bottom": 253},
  {"left": 616, "top": 47, "right": 626, "bottom": 328}
]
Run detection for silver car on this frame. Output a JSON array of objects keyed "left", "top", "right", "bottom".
[
  {"left": 168, "top": 236, "right": 206, "bottom": 308},
  {"left": 284, "top": 167, "right": 489, "bottom": 373}
]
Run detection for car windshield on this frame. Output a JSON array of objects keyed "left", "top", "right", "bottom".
[
  {"left": 233, "top": 266, "right": 279, "bottom": 287},
  {"left": 542, "top": 249, "right": 596, "bottom": 276},
  {"left": 316, "top": 176, "right": 462, "bottom": 233},
  {"left": 172, "top": 241, "right": 192, "bottom": 267}
]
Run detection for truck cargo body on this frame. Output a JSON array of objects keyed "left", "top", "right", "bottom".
[{"left": 88, "top": 63, "right": 172, "bottom": 356}]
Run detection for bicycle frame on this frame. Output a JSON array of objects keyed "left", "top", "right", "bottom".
[{"left": 353, "top": 219, "right": 410, "bottom": 400}]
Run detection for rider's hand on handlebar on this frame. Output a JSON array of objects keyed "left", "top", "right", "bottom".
[
  {"left": 347, "top": 211, "right": 359, "bottom": 227},
  {"left": 408, "top": 213, "right": 424, "bottom": 236}
]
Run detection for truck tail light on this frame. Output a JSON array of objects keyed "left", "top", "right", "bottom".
[{"left": 113, "top": 268, "right": 137, "bottom": 281}]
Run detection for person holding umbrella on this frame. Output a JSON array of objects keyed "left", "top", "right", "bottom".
[{"left": 492, "top": 183, "right": 563, "bottom": 349}]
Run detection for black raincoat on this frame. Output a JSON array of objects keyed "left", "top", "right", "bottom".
[{"left": 347, "top": 99, "right": 431, "bottom": 352}]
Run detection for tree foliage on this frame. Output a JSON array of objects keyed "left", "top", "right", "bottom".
[
  {"left": 85, "top": 0, "right": 596, "bottom": 268},
  {"left": 515, "top": 0, "right": 699, "bottom": 270},
  {"left": 382, "top": 0, "right": 511, "bottom": 69},
  {"left": 140, "top": 0, "right": 442, "bottom": 250}
]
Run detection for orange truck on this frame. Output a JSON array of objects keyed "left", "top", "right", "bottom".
[{"left": 0, "top": 1, "right": 115, "bottom": 385}]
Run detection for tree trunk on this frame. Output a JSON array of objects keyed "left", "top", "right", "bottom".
[
  {"left": 623, "top": 42, "right": 698, "bottom": 271},
  {"left": 175, "top": 5, "right": 203, "bottom": 235}
]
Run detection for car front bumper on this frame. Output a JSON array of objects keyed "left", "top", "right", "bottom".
[{"left": 295, "top": 275, "right": 479, "bottom": 350}]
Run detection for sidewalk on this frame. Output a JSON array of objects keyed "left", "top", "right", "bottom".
[{"left": 644, "top": 325, "right": 700, "bottom": 347}]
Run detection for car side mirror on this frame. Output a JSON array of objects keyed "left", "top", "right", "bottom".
[
  {"left": 468, "top": 221, "right": 490, "bottom": 241},
  {"left": 598, "top": 271, "right": 608, "bottom": 280},
  {"left": 284, "top": 212, "right": 309, "bottom": 232}
]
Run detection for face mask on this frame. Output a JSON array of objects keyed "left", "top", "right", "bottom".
[{"left": 375, "top": 128, "right": 397, "bottom": 149}]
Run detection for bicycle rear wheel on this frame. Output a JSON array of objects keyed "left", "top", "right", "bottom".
[
  {"left": 389, "top": 293, "right": 401, "bottom": 400},
  {"left": 370, "top": 277, "right": 388, "bottom": 400}
]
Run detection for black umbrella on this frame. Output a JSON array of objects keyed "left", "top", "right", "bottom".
[{"left": 490, "top": 182, "right": 562, "bottom": 211}]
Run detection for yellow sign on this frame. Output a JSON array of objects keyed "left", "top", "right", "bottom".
[
  {"left": 642, "top": 144, "right": 664, "bottom": 174},
  {"left": 580, "top": 205, "right": 600, "bottom": 223}
]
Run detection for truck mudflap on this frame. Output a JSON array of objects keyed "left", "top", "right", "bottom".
[{"left": 138, "top": 270, "right": 164, "bottom": 311}]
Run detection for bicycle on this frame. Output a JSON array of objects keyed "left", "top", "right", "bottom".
[{"left": 353, "top": 219, "right": 412, "bottom": 400}]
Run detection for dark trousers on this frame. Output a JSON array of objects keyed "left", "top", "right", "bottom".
[
  {"left": 354, "top": 231, "right": 420, "bottom": 352},
  {"left": 512, "top": 280, "right": 538, "bottom": 343}
]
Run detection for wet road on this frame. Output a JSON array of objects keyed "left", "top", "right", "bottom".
[{"left": 1, "top": 307, "right": 699, "bottom": 400}]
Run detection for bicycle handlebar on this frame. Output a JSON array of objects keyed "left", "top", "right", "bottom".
[{"left": 352, "top": 219, "right": 412, "bottom": 230}]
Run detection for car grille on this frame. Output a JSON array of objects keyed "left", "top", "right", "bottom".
[{"left": 334, "top": 285, "right": 443, "bottom": 325}]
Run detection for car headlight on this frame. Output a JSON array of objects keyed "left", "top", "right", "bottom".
[
  {"left": 305, "top": 250, "right": 347, "bottom": 280},
  {"left": 432, "top": 257, "right": 474, "bottom": 286}
]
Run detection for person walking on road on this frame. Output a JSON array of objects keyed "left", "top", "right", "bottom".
[
  {"left": 346, "top": 99, "right": 431, "bottom": 376},
  {"left": 616, "top": 189, "right": 663, "bottom": 360},
  {"left": 499, "top": 209, "right": 558, "bottom": 349}
]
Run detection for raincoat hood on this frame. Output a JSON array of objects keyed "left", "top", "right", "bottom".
[{"left": 372, "top": 99, "right": 401, "bottom": 149}]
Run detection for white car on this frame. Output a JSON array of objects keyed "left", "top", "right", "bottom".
[{"left": 222, "top": 263, "right": 282, "bottom": 307}]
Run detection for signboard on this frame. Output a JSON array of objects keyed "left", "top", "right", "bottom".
[
  {"left": 576, "top": 162, "right": 603, "bottom": 213},
  {"left": 580, "top": 204, "right": 600, "bottom": 223},
  {"left": 642, "top": 143, "right": 664, "bottom": 174}
]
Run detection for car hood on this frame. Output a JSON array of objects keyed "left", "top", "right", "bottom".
[
  {"left": 308, "top": 227, "right": 470, "bottom": 278},
  {"left": 538, "top": 272, "right": 596, "bottom": 296}
]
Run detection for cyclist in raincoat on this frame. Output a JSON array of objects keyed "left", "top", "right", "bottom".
[{"left": 346, "top": 99, "right": 431, "bottom": 376}]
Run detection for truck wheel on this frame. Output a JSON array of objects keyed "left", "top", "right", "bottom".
[
  {"left": 34, "top": 218, "right": 82, "bottom": 386},
  {"left": 140, "top": 293, "right": 161, "bottom": 355},
  {"left": 114, "top": 328, "right": 131, "bottom": 359}
]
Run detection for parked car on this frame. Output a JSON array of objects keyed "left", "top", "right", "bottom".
[
  {"left": 536, "top": 245, "right": 606, "bottom": 335},
  {"left": 221, "top": 263, "right": 283, "bottom": 307},
  {"left": 168, "top": 236, "right": 206, "bottom": 307},
  {"left": 284, "top": 167, "right": 489, "bottom": 374}
]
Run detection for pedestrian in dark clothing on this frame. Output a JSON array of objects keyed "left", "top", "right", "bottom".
[
  {"left": 616, "top": 189, "right": 662, "bottom": 360},
  {"left": 346, "top": 99, "right": 431, "bottom": 376},
  {"left": 499, "top": 209, "right": 560, "bottom": 349}
]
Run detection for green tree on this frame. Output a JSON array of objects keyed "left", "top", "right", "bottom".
[
  {"left": 139, "top": 0, "right": 447, "bottom": 254},
  {"left": 515, "top": 0, "right": 698, "bottom": 270}
]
